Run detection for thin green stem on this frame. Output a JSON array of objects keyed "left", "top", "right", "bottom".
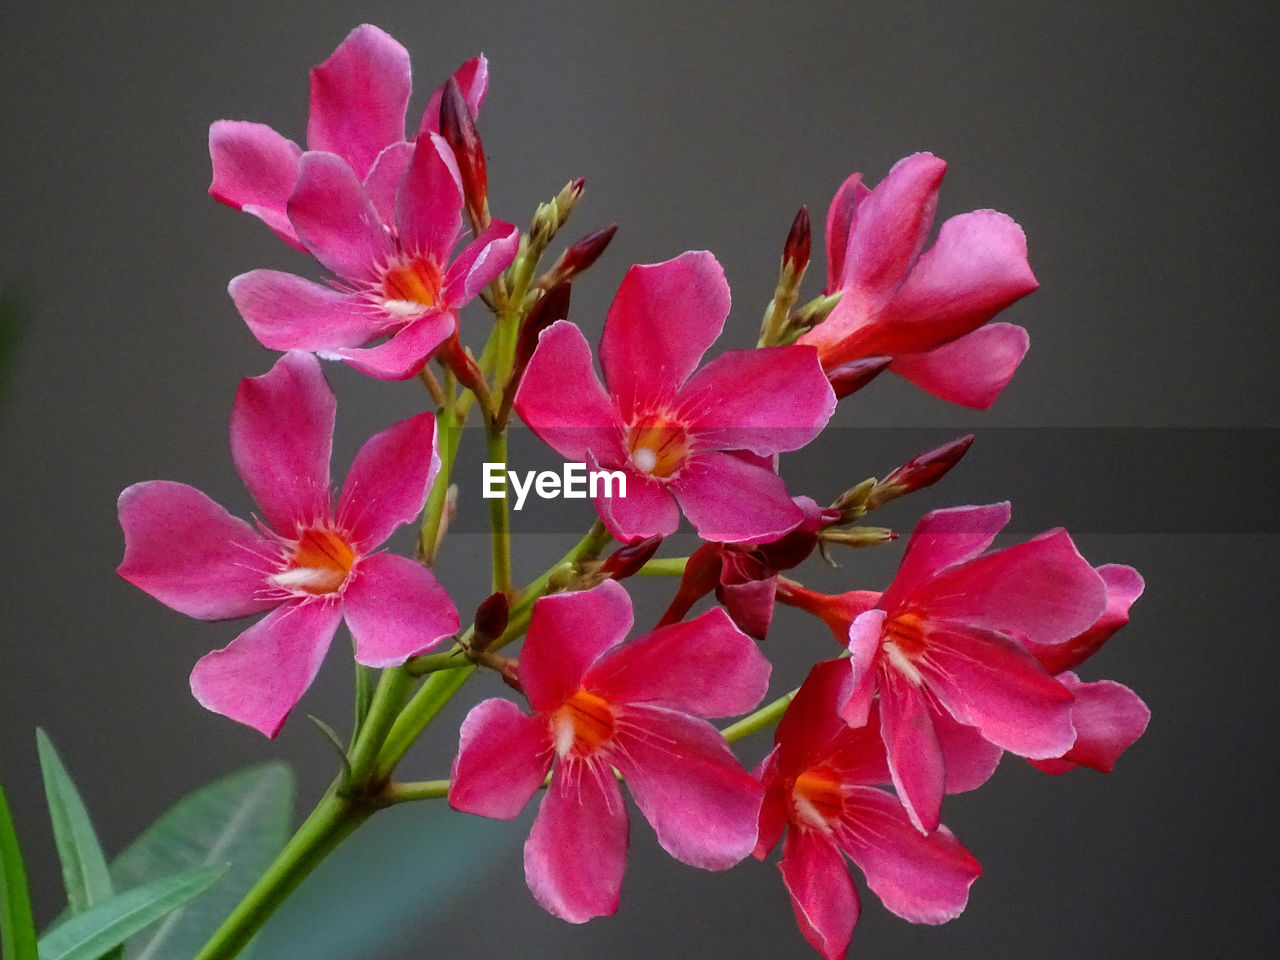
[
  {"left": 344, "top": 667, "right": 416, "bottom": 791},
  {"left": 638, "top": 557, "right": 689, "bottom": 576},
  {"left": 720, "top": 688, "right": 798, "bottom": 743},
  {"left": 191, "top": 789, "right": 375, "bottom": 960},
  {"left": 418, "top": 406, "right": 460, "bottom": 562},
  {"left": 486, "top": 426, "right": 512, "bottom": 595},
  {"left": 374, "top": 665, "right": 476, "bottom": 781},
  {"left": 383, "top": 780, "right": 451, "bottom": 804}
]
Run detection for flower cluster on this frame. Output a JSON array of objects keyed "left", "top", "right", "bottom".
[{"left": 116, "top": 25, "right": 1148, "bottom": 959}]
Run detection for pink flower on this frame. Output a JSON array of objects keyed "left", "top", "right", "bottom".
[
  {"left": 209, "top": 23, "right": 487, "bottom": 249},
  {"left": 1025, "top": 564, "right": 1151, "bottom": 774},
  {"left": 756, "top": 660, "right": 981, "bottom": 960},
  {"left": 799, "top": 153, "right": 1039, "bottom": 409},
  {"left": 117, "top": 352, "right": 459, "bottom": 736},
  {"left": 227, "top": 133, "right": 519, "bottom": 380},
  {"left": 514, "top": 251, "right": 837, "bottom": 542},
  {"left": 449, "top": 579, "right": 769, "bottom": 923}
]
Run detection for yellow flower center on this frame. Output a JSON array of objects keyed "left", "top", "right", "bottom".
[
  {"left": 550, "top": 688, "right": 615, "bottom": 758},
  {"left": 791, "top": 765, "right": 846, "bottom": 830},
  {"left": 882, "top": 611, "right": 926, "bottom": 685},
  {"left": 273, "top": 527, "right": 356, "bottom": 595},
  {"left": 626, "top": 415, "right": 689, "bottom": 478},
  {"left": 382, "top": 257, "right": 443, "bottom": 317}
]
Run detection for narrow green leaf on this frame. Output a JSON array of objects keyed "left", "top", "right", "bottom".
[
  {"left": 38, "top": 868, "right": 222, "bottom": 960},
  {"left": 109, "top": 764, "right": 293, "bottom": 960},
  {"left": 35, "top": 731, "right": 114, "bottom": 915},
  {"left": 0, "top": 781, "right": 38, "bottom": 960}
]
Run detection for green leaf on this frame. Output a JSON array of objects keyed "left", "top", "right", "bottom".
[
  {"left": 36, "top": 731, "right": 114, "bottom": 915},
  {"left": 38, "top": 868, "right": 222, "bottom": 960},
  {"left": 254, "top": 804, "right": 515, "bottom": 960},
  {"left": 0, "top": 780, "right": 38, "bottom": 960},
  {"left": 109, "top": 764, "right": 294, "bottom": 960}
]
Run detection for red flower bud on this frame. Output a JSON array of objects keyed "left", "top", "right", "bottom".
[
  {"left": 869, "top": 434, "right": 974, "bottom": 508},
  {"left": 472, "top": 591, "right": 510, "bottom": 650},
  {"left": 599, "top": 534, "right": 663, "bottom": 581},
  {"left": 783, "top": 205, "right": 811, "bottom": 275},
  {"left": 827, "top": 356, "right": 892, "bottom": 399},
  {"left": 560, "top": 223, "right": 617, "bottom": 280},
  {"left": 512, "top": 282, "right": 572, "bottom": 383},
  {"left": 438, "top": 331, "right": 489, "bottom": 400},
  {"left": 439, "top": 76, "right": 489, "bottom": 231}
]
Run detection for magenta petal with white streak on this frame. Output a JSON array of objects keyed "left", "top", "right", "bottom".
[
  {"left": 333, "top": 311, "right": 456, "bottom": 381},
  {"left": 779, "top": 828, "right": 860, "bottom": 960},
  {"left": 208, "top": 121, "right": 304, "bottom": 248},
  {"left": 288, "top": 152, "right": 390, "bottom": 282},
  {"left": 341, "top": 553, "right": 458, "bottom": 666},
  {"left": 229, "top": 271, "right": 373, "bottom": 353},
  {"left": 443, "top": 220, "right": 521, "bottom": 307}
]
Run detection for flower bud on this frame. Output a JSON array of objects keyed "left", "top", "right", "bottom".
[
  {"left": 866, "top": 434, "right": 974, "bottom": 509},
  {"left": 538, "top": 224, "right": 617, "bottom": 289},
  {"left": 826, "top": 355, "right": 891, "bottom": 398},
  {"left": 599, "top": 535, "right": 663, "bottom": 581},
  {"left": 506, "top": 282, "right": 571, "bottom": 406},
  {"left": 817, "top": 526, "right": 897, "bottom": 565},
  {"left": 438, "top": 332, "right": 489, "bottom": 401},
  {"left": 782, "top": 205, "right": 811, "bottom": 277},
  {"left": 471, "top": 591, "right": 510, "bottom": 651},
  {"left": 830, "top": 476, "right": 877, "bottom": 524},
  {"left": 439, "top": 77, "right": 490, "bottom": 233}
]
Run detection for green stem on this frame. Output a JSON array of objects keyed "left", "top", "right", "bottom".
[
  {"left": 419, "top": 406, "right": 461, "bottom": 562},
  {"left": 191, "top": 789, "right": 374, "bottom": 960},
  {"left": 720, "top": 688, "right": 798, "bottom": 743},
  {"left": 638, "top": 557, "right": 689, "bottom": 576},
  {"left": 374, "top": 665, "right": 476, "bottom": 781},
  {"left": 486, "top": 426, "right": 512, "bottom": 595},
  {"left": 343, "top": 667, "right": 416, "bottom": 791},
  {"left": 383, "top": 780, "right": 451, "bottom": 803}
]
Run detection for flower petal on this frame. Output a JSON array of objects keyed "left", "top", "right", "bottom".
[
  {"left": 839, "top": 610, "right": 886, "bottom": 729},
  {"left": 307, "top": 24, "right": 410, "bottom": 179},
  {"left": 778, "top": 659, "right": 865, "bottom": 779},
  {"left": 339, "top": 412, "right": 439, "bottom": 550},
  {"left": 230, "top": 352, "right": 334, "bottom": 534},
  {"left": 610, "top": 704, "right": 762, "bottom": 870},
  {"left": 335, "top": 310, "right": 456, "bottom": 380},
  {"left": 753, "top": 748, "right": 788, "bottom": 858},
  {"left": 229, "top": 270, "right": 374, "bottom": 353},
  {"left": 719, "top": 576, "right": 778, "bottom": 640},
  {"left": 865, "top": 209, "right": 1039, "bottom": 357},
  {"left": 342, "top": 553, "right": 459, "bottom": 666},
  {"left": 208, "top": 120, "right": 304, "bottom": 248},
  {"left": 587, "top": 606, "right": 770, "bottom": 717},
  {"left": 418, "top": 55, "right": 489, "bottom": 135},
  {"left": 524, "top": 760, "right": 628, "bottom": 923},
  {"left": 841, "top": 787, "right": 980, "bottom": 924},
  {"left": 117, "top": 481, "right": 276, "bottom": 620},
  {"left": 917, "top": 529, "right": 1107, "bottom": 645},
  {"left": 519, "top": 580, "right": 634, "bottom": 714},
  {"left": 879, "top": 503, "right": 1010, "bottom": 613},
  {"left": 779, "top": 828, "right": 860, "bottom": 960},
  {"left": 879, "top": 671, "right": 945, "bottom": 833},
  {"left": 599, "top": 252, "right": 730, "bottom": 417},
  {"left": 514, "top": 320, "right": 626, "bottom": 463},
  {"left": 922, "top": 624, "right": 1076, "bottom": 759},
  {"left": 395, "top": 134, "right": 464, "bottom": 263},
  {"left": 590, "top": 455, "right": 680, "bottom": 541},
  {"left": 931, "top": 708, "right": 1002, "bottom": 793},
  {"left": 823, "top": 171, "right": 869, "bottom": 291},
  {"left": 677, "top": 345, "right": 835, "bottom": 455},
  {"left": 189, "top": 599, "right": 341, "bottom": 737},
  {"left": 1028, "top": 564, "right": 1145, "bottom": 674},
  {"left": 450, "top": 698, "right": 553, "bottom": 819},
  {"left": 442, "top": 220, "right": 520, "bottom": 307},
  {"left": 670, "top": 451, "right": 803, "bottom": 543},
  {"left": 288, "top": 151, "right": 390, "bottom": 282},
  {"left": 889, "top": 322, "right": 1029, "bottom": 410},
  {"left": 1030, "top": 672, "right": 1150, "bottom": 774},
  {"left": 362, "top": 141, "right": 415, "bottom": 225}
]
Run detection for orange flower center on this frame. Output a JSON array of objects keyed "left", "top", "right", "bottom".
[
  {"left": 882, "top": 611, "right": 926, "bottom": 684},
  {"left": 273, "top": 527, "right": 356, "bottom": 596},
  {"left": 626, "top": 415, "right": 689, "bottom": 478},
  {"left": 791, "top": 765, "right": 845, "bottom": 830},
  {"left": 550, "top": 689, "right": 615, "bottom": 758},
  {"left": 382, "top": 257, "right": 443, "bottom": 317}
]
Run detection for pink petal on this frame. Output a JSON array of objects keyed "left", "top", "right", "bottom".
[
  {"left": 778, "top": 658, "right": 858, "bottom": 776},
  {"left": 117, "top": 481, "right": 276, "bottom": 620},
  {"left": 513, "top": 321, "right": 626, "bottom": 463},
  {"left": 288, "top": 151, "right": 390, "bottom": 282},
  {"left": 339, "top": 411, "right": 439, "bottom": 550},
  {"left": 779, "top": 828, "right": 860, "bottom": 960},
  {"left": 879, "top": 503, "right": 1010, "bottom": 613},
  {"left": 922, "top": 624, "right": 1076, "bottom": 759},
  {"left": 307, "top": 24, "right": 410, "bottom": 179},
  {"left": 341, "top": 553, "right": 459, "bottom": 666},
  {"left": 230, "top": 352, "right": 334, "bottom": 535},
  {"left": 670, "top": 451, "right": 804, "bottom": 543},
  {"left": 827, "top": 704, "right": 893, "bottom": 788},
  {"left": 879, "top": 672, "right": 945, "bottom": 833},
  {"left": 839, "top": 152, "right": 945, "bottom": 308},
  {"left": 395, "top": 134, "right": 464, "bottom": 263},
  {"left": 865, "top": 209, "right": 1039, "bottom": 356},
  {"left": 519, "top": 580, "right": 633, "bottom": 714},
  {"left": 917, "top": 529, "right": 1107, "bottom": 645},
  {"left": 839, "top": 610, "right": 886, "bottom": 730},
  {"left": 418, "top": 55, "right": 489, "bottom": 135},
  {"left": 1030, "top": 672, "right": 1150, "bottom": 774},
  {"left": 590, "top": 456, "right": 680, "bottom": 541},
  {"left": 823, "top": 171, "right": 869, "bottom": 291},
  {"left": 524, "top": 760, "right": 628, "bottom": 923},
  {"left": 676, "top": 345, "right": 835, "bottom": 455},
  {"left": 609, "top": 704, "right": 763, "bottom": 869},
  {"left": 586, "top": 606, "right": 770, "bottom": 717},
  {"left": 442, "top": 220, "right": 520, "bottom": 307},
  {"left": 335, "top": 310, "right": 456, "bottom": 380},
  {"left": 449, "top": 698, "right": 553, "bottom": 819},
  {"left": 841, "top": 787, "right": 980, "bottom": 924},
  {"left": 930, "top": 708, "right": 1002, "bottom": 793},
  {"left": 208, "top": 120, "right": 304, "bottom": 248},
  {"left": 228, "top": 270, "right": 375, "bottom": 353},
  {"left": 719, "top": 576, "right": 778, "bottom": 640},
  {"left": 1029, "top": 564, "right": 1145, "bottom": 675},
  {"left": 754, "top": 749, "right": 788, "bottom": 858},
  {"left": 599, "top": 252, "right": 730, "bottom": 418},
  {"left": 890, "top": 323, "right": 1029, "bottom": 409},
  {"left": 189, "top": 599, "right": 341, "bottom": 737},
  {"left": 362, "top": 141, "right": 415, "bottom": 225}
]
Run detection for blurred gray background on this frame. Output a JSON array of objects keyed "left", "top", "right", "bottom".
[{"left": 2, "top": 1, "right": 1277, "bottom": 957}]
